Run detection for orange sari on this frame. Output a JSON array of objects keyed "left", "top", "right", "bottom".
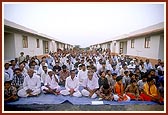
[
  {"left": 140, "top": 83, "right": 163, "bottom": 102},
  {"left": 114, "top": 82, "right": 128, "bottom": 101}
]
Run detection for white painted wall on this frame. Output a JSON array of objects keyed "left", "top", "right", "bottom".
[
  {"left": 4, "top": 32, "right": 15, "bottom": 61},
  {"left": 101, "top": 44, "right": 106, "bottom": 50},
  {"left": 115, "top": 41, "right": 120, "bottom": 54},
  {"left": 111, "top": 41, "right": 116, "bottom": 53},
  {"left": 49, "top": 40, "right": 56, "bottom": 52},
  {"left": 158, "top": 35, "right": 164, "bottom": 60},
  {"left": 14, "top": 33, "right": 44, "bottom": 58},
  {"left": 58, "top": 43, "right": 64, "bottom": 50},
  {"left": 126, "top": 34, "right": 161, "bottom": 59},
  {"left": 123, "top": 41, "right": 127, "bottom": 54}
]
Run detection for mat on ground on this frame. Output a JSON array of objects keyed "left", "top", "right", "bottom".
[{"left": 6, "top": 93, "right": 159, "bottom": 105}]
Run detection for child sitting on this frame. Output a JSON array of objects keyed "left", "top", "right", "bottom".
[
  {"left": 98, "top": 81, "right": 114, "bottom": 101},
  {"left": 4, "top": 81, "right": 18, "bottom": 102},
  {"left": 125, "top": 79, "right": 143, "bottom": 100},
  {"left": 113, "top": 76, "right": 130, "bottom": 102}
]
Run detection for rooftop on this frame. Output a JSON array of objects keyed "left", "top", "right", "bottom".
[{"left": 4, "top": 19, "right": 71, "bottom": 45}]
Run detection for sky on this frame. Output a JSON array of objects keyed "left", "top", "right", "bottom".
[{"left": 4, "top": 2, "right": 164, "bottom": 48}]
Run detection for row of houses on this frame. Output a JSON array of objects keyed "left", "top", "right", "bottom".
[
  {"left": 4, "top": 19, "right": 74, "bottom": 61},
  {"left": 90, "top": 22, "right": 164, "bottom": 62}
]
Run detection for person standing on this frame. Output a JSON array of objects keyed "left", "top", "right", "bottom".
[{"left": 18, "top": 52, "right": 26, "bottom": 64}]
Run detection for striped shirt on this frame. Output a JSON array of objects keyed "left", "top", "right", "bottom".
[{"left": 12, "top": 74, "right": 25, "bottom": 89}]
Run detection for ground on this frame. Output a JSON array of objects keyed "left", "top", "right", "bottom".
[{"left": 4, "top": 102, "right": 164, "bottom": 111}]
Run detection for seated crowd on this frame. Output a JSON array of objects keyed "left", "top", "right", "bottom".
[{"left": 4, "top": 49, "right": 164, "bottom": 104}]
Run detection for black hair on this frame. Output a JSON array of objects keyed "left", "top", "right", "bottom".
[
  {"left": 42, "top": 56, "right": 46, "bottom": 59},
  {"left": 62, "top": 65, "right": 67, "bottom": 69},
  {"left": 131, "top": 79, "right": 137, "bottom": 83},
  {"left": 4, "top": 81, "right": 11, "bottom": 85},
  {"left": 10, "top": 60, "right": 15, "bottom": 63},
  {"left": 147, "top": 77, "right": 154, "bottom": 83},
  {"left": 150, "top": 69, "right": 155, "bottom": 72},
  {"left": 87, "top": 65, "right": 91, "bottom": 68},
  {"left": 116, "top": 75, "right": 123, "bottom": 81},
  {"left": 141, "top": 72, "right": 148, "bottom": 79},
  {"left": 158, "top": 70, "right": 164, "bottom": 76},
  {"left": 81, "top": 64, "right": 85, "bottom": 67},
  {"left": 14, "top": 68, "right": 21, "bottom": 73},
  {"left": 70, "top": 69, "right": 75, "bottom": 73},
  {"left": 122, "top": 64, "right": 126, "bottom": 68},
  {"left": 99, "top": 71, "right": 105, "bottom": 76},
  {"left": 106, "top": 70, "right": 111, "bottom": 74},
  {"left": 129, "top": 73, "right": 135, "bottom": 78},
  {"left": 103, "top": 81, "right": 110, "bottom": 89},
  {"left": 124, "top": 71, "right": 129, "bottom": 75},
  {"left": 112, "top": 73, "right": 117, "bottom": 76}
]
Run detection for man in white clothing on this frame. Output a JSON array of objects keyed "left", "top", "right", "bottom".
[
  {"left": 127, "top": 61, "right": 136, "bottom": 72},
  {"left": 41, "top": 69, "right": 60, "bottom": 95},
  {"left": 77, "top": 64, "right": 88, "bottom": 86},
  {"left": 81, "top": 70, "right": 99, "bottom": 98},
  {"left": 40, "top": 66, "right": 48, "bottom": 85},
  {"left": 144, "top": 59, "right": 153, "bottom": 71},
  {"left": 17, "top": 69, "right": 41, "bottom": 97},
  {"left": 4, "top": 63, "right": 13, "bottom": 81},
  {"left": 60, "top": 69, "right": 82, "bottom": 97}
]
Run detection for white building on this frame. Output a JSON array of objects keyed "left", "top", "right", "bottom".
[
  {"left": 4, "top": 19, "right": 73, "bottom": 61},
  {"left": 90, "top": 22, "right": 164, "bottom": 61}
]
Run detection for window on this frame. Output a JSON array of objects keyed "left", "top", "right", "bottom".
[
  {"left": 22, "top": 35, "right": 28, "bottom": 48},
  {"left": 119, "top": 42, "right": 123, "bottom": 54},
  {"left": 44, "top": 41, "right": 49, "bottom": 53},
  {"left": 144, "top": 37, "right": 150, "bottom": 48},
  {"left": 107, "top": 43, "right": 110, "bottom": 49},
  {"left": 131, "top": 39, "right": 134, "bottom": 48},
  {"left": 36, "top": 39, "right": 40, "bottom": 48},
  {"left": 114, "top": 43, "right": 116, "bottom": 46}
]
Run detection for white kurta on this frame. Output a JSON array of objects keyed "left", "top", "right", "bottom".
[
  {"left": 60, "top": 76, "right": 81, "bottom": 97},
  {"left": 41, "top": 72, "right": 48, "bottom": 84},
  {"left": 77, "top": 70, "right": 88, "bottom": 86},
  {"left": 17, "top": 74, "right": 41, "bottom": 97},
  {"left": 41, "top": 75, "right": 60, "bottom": 93},
  {"left": 81, "top": 77, "right": 99, "bottom": 98},
  {"left": 82, "top": 77, "right": 99, "bottom": 90},
  {"left": 4, "top": 68, "right": 13, "bottom": 81}
]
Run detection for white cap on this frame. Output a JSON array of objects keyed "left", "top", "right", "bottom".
[
  {"left": 48, "top": 69, "right": 53, "bottom": 73},
  {"left": 130, "top": 61, "right": 134, "bottom": 63}
]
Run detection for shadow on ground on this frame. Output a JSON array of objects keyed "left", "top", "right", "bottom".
[{"left": 4, "top": 102, "right": 164, "bottom": 111}]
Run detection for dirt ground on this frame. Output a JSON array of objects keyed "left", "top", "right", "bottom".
[{"left": 4, "top": 102, "right": 164, "bottom": 111}]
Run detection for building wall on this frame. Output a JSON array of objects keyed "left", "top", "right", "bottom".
[
  {"left": 101, "top": 44, "right": 106, "bottom": 50},
  {"left": 126, "top": 34, "right": 161, "bottom": 59},
  {"left": 49, "top": 40, "right": 57, "bottom": 52},
  {"left": 14, "top": 33, "right": 44, "bottom": 58},
  {"left": 115, "top": 41, "right": 120, "bottom": 54},
  {"left": 158, "top": 35, "right": 164, "bottom": 60},
  {"left": 4, "top": 32, "right": 16, "bottom": 61}
]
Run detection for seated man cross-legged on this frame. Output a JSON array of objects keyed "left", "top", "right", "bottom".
[
  {"left": 60, "top": 69, "right": 82, "bottom": 97},
  {"left": 41, "top": 69, "right": 60, "bottom": 95},
  {"left": 17, "top": 69, "right": 41, "bottom": 97},
  {"left": 81, "top": 70, "right": 99, "bottom": 98}
]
